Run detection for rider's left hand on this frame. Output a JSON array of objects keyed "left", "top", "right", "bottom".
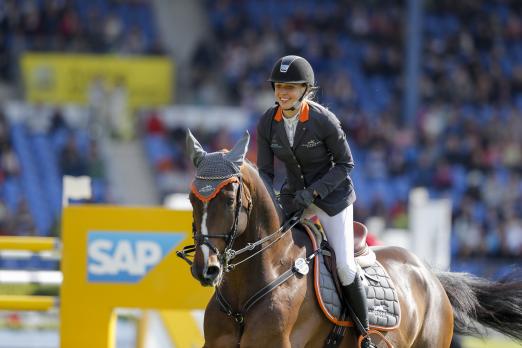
[{"left": 293, "top": 188, "right": 316, "bottom": 209}]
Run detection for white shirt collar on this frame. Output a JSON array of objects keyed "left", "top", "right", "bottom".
[
  {"left": 282, "top": 112, "right": 300, "bottom": 125},
  {"left": 282, "top": 112, "right": 300, "bottom": 146}
]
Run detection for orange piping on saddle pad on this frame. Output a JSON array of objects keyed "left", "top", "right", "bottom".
[
  {"left": 301, "top": 222, "right": 401, "bottom": 335},
  {"left": 301, "top": 224, "right": 354, "bottom": 327},
  {"left": 191, "top": 176, "right": 239, "bottom": 202}
]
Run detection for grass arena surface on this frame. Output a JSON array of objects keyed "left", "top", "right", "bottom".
[{"left": 463, "top": 337, "right": 522, "bottom": 347}]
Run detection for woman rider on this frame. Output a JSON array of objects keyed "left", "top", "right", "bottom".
[{"left": 256, "top": 55, "right": 374, "bottom": 348}]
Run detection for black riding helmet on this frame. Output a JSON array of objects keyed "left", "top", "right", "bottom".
[
  {"left": 269, "top": 55, "right": 315, "bottom": 109},
  {"left": 268, "top": 55, "right": 315, "bottom": 88}
]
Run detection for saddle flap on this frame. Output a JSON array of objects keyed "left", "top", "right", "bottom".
[{"left": 299, "top": 222, "right": 401, "bottom": 331}]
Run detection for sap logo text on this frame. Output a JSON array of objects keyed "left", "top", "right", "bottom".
[
  {"left": 87, "top": 232, "right": 184, "bottom": 283},
  {"left": 89, "top": 240, "right": 161, "bottom": 276}
]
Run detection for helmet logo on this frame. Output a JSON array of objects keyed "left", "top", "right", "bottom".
[{"left": 279, "top": 56, "right": 298, "bottom": 73}]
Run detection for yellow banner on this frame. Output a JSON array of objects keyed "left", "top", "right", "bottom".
[
  {"left": 60, "top": 205, "right": 210, "bottom": 348},
  {"left": 21, "top": 53, "right": 173, "bottom": 109}
]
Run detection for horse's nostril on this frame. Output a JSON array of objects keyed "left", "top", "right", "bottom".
[{"left": 205, "top": 265, "right": 221, "bottom": 279}]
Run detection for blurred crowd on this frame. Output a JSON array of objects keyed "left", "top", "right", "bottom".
[
  {"left": 0, "top": 0, "right": 520, "bottom": 263},
  {"left": 0, "top": 105, "right": 108, "bottom": 237},
  {"left": 182, "top": 0, "right": 522, "bottom": 260},
  {"left": 419, "top": 0, "right": 522, "bottom": 259},
  {"left": 0, "top": 110, "right": 26, "bottom": 236},
  {"left": 0, "top": 0, "right": 164, "bottom": 81}
]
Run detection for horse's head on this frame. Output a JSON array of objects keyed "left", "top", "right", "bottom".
[{"left": 186, "top": 130, "right": 252, "bottom": 286}]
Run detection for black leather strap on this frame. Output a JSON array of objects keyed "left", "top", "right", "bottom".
[
  {"left": 215, "top": 244, "right": 322, "bottom": 347},
  {"left": 242, "top": 267, "right": 297, "bottom": 313}
]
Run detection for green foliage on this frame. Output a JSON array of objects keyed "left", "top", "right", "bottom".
[{"left": 0, "top": 284, "right": 59, "bottom": 296}]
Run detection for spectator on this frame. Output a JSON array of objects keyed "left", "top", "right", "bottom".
[
  {"left": 0, "top": 199, "right": 8, "bottom": 236},
  {"left": 87, "top": 140, "right": 104, "bottom": 180},
  {"left": 1, "top": 143, "right": 20, "bottom": 178},
  {"left": 502, "top": 211, "right": 522, "bottom": 258},
  {"left": 60, "top": 135, "right": 87, "bottom": 176},
  {"left": 145, "top": 111, "right": 166, "bottom": 135},
  {"left": 107, "top": 77, "right": 130, "bottom": 140},
  {"left": 6, "top": 199, "right": 36, "bottom": 236}
]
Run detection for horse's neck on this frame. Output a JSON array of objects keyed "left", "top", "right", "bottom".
[
  {"left": 243, "top": 165, "right": 284, "bottom": 240},
  {"left": 219, "top": 171, "right": 297, "bottom": 307}
]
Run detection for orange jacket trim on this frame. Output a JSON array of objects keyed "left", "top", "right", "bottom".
[{"left": 273, "top": 101, "right": 310, "bottom": 122}]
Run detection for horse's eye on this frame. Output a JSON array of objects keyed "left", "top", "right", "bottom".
[{"left": 226, "top": 198, "right": 235, "bottom": 207}]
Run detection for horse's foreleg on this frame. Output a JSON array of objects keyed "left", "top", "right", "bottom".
[{"left": 203, "top": 299, "right": 241, "bottom": 348}]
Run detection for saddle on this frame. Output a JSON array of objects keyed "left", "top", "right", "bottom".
[{"left": 300, "top": 218, "right": 401, "bottom": 331}]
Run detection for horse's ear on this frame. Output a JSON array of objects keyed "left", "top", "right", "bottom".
[
  {"left": 225, "top": 131, "right": 250, "bottom": 166},
  {"left": 186, "top": 129, "right": 206, "bottom": 167}
]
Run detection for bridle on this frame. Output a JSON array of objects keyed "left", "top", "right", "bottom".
[
  {"left": 176, "top": 167, "right": 318, "bottom": 347},
  {"left": 176, "top": 173, "right": 302, "bottom": 272},
  {"left": 192, "top": 174, "right": 245, "bottom": 271},
  {"left": 177, "top": 173, "right": 250, "bottom": 271}
]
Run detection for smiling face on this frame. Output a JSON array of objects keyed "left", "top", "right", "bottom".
[{"left": 274, "top": 82, "right": 307, "bottom": 114}]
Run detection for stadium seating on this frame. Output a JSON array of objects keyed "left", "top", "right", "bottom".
[{"left": 174, "top": 0, "right": 522, "bottom": 274}]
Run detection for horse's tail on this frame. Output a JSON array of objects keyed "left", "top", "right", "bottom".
[{"left": 436, "top": 271, "right": 522, "bottom": 341}]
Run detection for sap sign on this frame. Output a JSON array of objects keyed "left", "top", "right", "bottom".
[{"left": 87, "top": 232, "right": 185, "bottom": 283}]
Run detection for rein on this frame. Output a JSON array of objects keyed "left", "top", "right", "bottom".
[
  {"left": 176, "top": 177, "right": 303, "bottom": 272},
  {"left": 216, "top": 245, "right": 322, "bottom": 347},
  {"left": 224, "top": 210, "right": 302, "bottom": 271},
  {"left": 176, "top": 173, "right": 324, "bottom": 347}
]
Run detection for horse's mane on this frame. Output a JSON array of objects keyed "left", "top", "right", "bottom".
[
  {"left": 195, "top": 146, "right": 284, "bottom": 220},
  {"left": 242, "top": 160, "right": 284, "bottom": 220}
]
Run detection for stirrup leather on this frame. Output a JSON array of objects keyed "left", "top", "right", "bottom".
[{"left": 357, "top": 329, "right": 395, "bottom": 348}]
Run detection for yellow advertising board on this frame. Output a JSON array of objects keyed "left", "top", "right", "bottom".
[
  {"left": 21, "top": 53, "right": 173, "bottom": 109},
  {"left": 60, "top": 205, "right": 210, "bottom": 348}
]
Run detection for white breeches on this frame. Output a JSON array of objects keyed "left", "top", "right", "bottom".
[{"left": 305, "top": 204, "right": 357, "bottom": 285}]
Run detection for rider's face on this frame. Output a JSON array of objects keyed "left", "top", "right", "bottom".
[{"left": 274, "top": 83, "right": 306, "bottom": 113}]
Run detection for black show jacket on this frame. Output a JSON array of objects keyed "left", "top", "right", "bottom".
[{"left": 256, "top": 100, "right": 356, "bottom": 216}]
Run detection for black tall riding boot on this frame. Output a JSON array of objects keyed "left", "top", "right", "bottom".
[{"left": 342, "top": 272, "right": 374, "bottom": 348}]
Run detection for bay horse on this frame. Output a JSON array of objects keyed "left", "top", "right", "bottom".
[{"left": 179, "top": 130, "right": 522, "bottom": 347}]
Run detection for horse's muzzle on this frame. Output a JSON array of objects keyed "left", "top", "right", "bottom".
[{"left": 192, "top": 254, "right": 222, "bottom": 287}]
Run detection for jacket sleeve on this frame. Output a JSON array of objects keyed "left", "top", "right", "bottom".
[
  {"left": 256, "top": 114, "right": 275, "bottom": 187},
  {"left": 309, "top": 114, "right": 354, "bottom": 199}
]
